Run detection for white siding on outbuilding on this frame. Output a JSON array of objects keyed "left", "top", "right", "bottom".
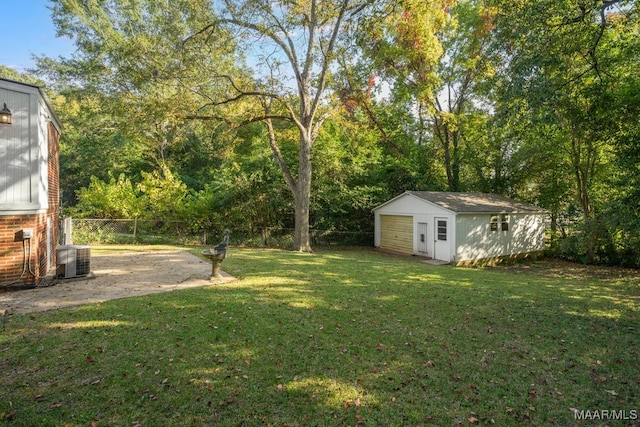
[
  {"left": 455, "top": 213, "right": 546, "bottom": 262},
  {"left": 374, "top": 191, "right": 548, "bottom": 264},
  {"left": 374, "top": 193, "right": 457, "bottom": 261}
]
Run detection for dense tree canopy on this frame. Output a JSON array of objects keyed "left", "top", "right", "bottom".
[{"left": 6, "top": 0, "right": 637, "bottom": 264}]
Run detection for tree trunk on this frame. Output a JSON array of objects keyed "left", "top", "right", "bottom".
[{"left": 293, "top": 133, "right": 313, "bottom": 252}]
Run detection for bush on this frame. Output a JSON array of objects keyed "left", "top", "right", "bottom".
[{"left": 551, "top": 215, "right": 640, "bottom": 268}]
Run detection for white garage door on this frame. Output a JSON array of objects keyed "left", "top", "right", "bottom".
[{"left": 379, "top": 215, "right": 413, "bottom": 255}]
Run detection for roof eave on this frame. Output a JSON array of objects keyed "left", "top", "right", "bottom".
[{"left": 456, "top": 210, "right": 549, "bottom": 215}]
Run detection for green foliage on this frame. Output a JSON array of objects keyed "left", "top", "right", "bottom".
[
  {"left": 137, "top": 166, "right": 190, "bottom": 220},
  {"left": 551, "top": 213, "right": 640, "bottom": 268},
  {"left": 72, "top": 173, "right": 141, "bottom": 219},
  {"left": 357, "top": 0, "right": 450, "bottom": 102},
  {"left": 36, "top": 0, "right": 242, "bottom": 202},
  {"left": 0, "top": 66, "right": 46, "bottom": 86},
  {"left": 73, "top": 166, "right": 190, "bottom": 221}
]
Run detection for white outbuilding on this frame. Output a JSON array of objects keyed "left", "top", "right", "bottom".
[{"left": 373, "top": 191, "right": 548, "bottom": 264}]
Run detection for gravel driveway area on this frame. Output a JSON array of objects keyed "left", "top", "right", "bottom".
[{"left": 0, "top": 250, "right": 235, "bottom": 315}]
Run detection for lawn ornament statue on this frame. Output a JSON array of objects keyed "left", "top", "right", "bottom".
[{"left": 202, "top": 229, "right": 230, "bottom": 279}]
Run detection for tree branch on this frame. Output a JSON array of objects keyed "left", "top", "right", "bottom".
[
  {"left": 309, "top": 0, "right": 350, "bottom": 125},
  {"left": 266, "top": 117, "right": 297, "bottom": 196}
]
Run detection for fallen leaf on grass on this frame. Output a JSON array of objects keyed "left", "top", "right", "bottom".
[
  {"left": 468, "top": 416, "right": 478, "bottom": 423},
  {"left": 354, "top": 397, "right": 361, "bottom": 407},
  {"left": 376, "top": 343, "right": 383, "bottom": 350},
  {"left": 276, "top": 384, "right": 283, "bottom": 391},
  {"left": 3, "top": 410, "right": 17, "bottom": 420},
  {"left": 424, "top": 360, "right": 434, "bottom": 368}
]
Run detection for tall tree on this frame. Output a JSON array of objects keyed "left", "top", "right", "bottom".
[
  {"left": 487, "top": 0, "right": 635, "bottom": 218},
  {"left": 40, "top": 0, "right": 239, "bottom": 170},
  {"left": 428, "top": 0, "right": 497, "bottom": 191},
  {"left": 208, "top": 0, "right": 354, "bottom": 252},
  {"left": 186, "top": 1, "right": 449, "bottom": 251}
]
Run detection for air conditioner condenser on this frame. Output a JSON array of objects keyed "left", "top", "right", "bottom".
[{"left": 57, "top": 245, "right": 91, "bottom": 278}]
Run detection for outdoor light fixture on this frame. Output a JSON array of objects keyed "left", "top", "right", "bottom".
[{"left": 0, "top": 103, "right": 11, "bottom": 125}]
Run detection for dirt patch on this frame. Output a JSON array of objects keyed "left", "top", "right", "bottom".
[{"left": 0, "top": 250, "right": 235, "bottom": 315}]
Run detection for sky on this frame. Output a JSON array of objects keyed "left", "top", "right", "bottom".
[{"left": 2, "top": 0, "right": 76, "bottom": 73}]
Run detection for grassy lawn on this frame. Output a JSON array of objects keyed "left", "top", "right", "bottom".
[{"left": 1, "top": 248, "right": 638, "bottom": 426}]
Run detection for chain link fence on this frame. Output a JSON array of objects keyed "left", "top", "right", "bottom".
[{"left": 65, "top": 218, "right": 374, "bottom": 248}]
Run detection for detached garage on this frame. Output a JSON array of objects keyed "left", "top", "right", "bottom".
[{"left": 374, "top": 191, "right": 548, "bottom": 264}]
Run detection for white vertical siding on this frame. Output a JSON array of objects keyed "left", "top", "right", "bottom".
[{"left": 455, "top": 213, "right": 546, "bottom": 262}]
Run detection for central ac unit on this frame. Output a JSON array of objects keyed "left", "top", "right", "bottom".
[{"left": 57, "top": 245, "right": 91, "bottom": 278}]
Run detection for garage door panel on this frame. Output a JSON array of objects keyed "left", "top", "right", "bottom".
[{"left": 380, "top": 215, "right": 413, "bottom": 254}]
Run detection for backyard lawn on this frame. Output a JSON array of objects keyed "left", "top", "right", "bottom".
[{"left": 1, "top": 247, "right": 638, "bottom": 426}]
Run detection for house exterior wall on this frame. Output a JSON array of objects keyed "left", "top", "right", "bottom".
[
  {"left": 455, "top": 213, "right": 546, "bottom": 262},
  {"left": 0, "top": 86, "right": 34, "bottom": 209},
  {"left": 0, "top": 80, "right": 60, "bottom": 285}
]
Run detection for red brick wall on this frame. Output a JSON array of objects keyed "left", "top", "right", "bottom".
[
  {"left": 42, "top": 121, "right": 61, "bottom": 276},
  {"left": 0, "top": 215, "right": 39, "bottom": 284},
  {"left": 0, "top": 123, "right": 60, "bottom": 286}
]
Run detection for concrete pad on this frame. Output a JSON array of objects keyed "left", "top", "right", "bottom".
[{"left": 0, "top": 250, "right": 236, "bottom": 315}]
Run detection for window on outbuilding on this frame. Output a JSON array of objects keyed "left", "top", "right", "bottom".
[
  {"left": 490, "top": 215, "right": 498, "bottom": 231},
  {"left": 437, "top": 220, "right": 447, "bottom": 241},
  {"left": 501, "top": 214, "right": 509, "bottom": 231}
]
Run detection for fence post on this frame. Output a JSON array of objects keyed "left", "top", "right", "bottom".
[
  {"left": 133, "top": 218, "right": 137, "bottom": 238},
  {"left": 61, "top": 217, "right": 73, "bottom": 245}
]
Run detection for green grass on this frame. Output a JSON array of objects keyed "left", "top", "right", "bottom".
[{"left": 1, "top": 248, "right": 638, "bottom": 426}]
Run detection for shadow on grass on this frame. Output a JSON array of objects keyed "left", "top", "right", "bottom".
[{"left": 1, "top": 248, "right": 638, "bottom": 426}]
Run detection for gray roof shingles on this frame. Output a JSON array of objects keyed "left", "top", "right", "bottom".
[{"left": 407, "top": 191, "right": 547, "bottom": 214}]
